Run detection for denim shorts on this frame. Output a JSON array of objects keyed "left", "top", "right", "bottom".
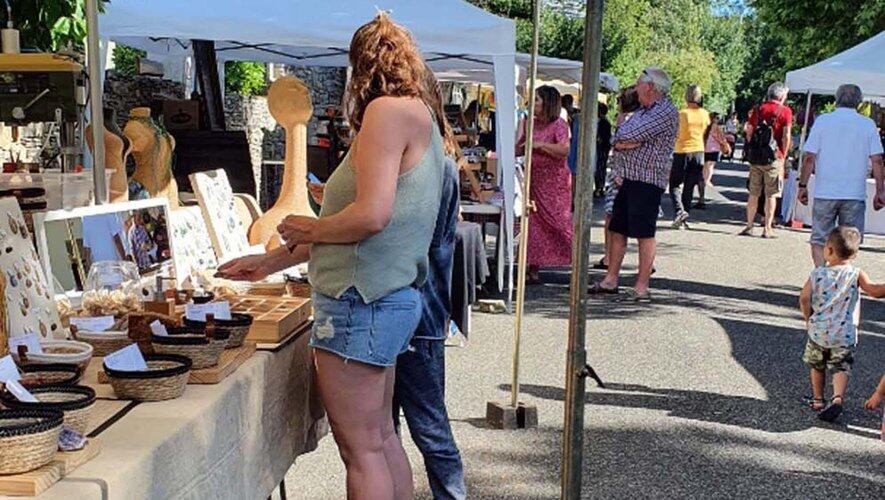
[
  {"left": 309, "top": 286, "right": 421, "bottom": 367},
  {"left": 810, "top": 199, "right": 865, "bottom": 246}
]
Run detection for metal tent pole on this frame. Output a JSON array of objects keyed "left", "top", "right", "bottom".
[
  {"left": 562, "top": 0, "right": 605, "bottom": 498},
  {"left": 85, "top": 0, "right": 107, "bottom": 204}
]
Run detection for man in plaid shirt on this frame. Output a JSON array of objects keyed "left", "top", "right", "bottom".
[{"left": 590, "top": 67, "right": 678, "bottom": 302}]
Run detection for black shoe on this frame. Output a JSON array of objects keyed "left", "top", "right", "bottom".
[{"left": 817, "top": 396, "right": 844, "bottom": 423}]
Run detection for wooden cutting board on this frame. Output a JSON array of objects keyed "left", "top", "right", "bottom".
[{"left": 0, "top": 440, "right": 100, "bottom": 497}]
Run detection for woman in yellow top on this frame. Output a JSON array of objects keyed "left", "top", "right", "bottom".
[{"left": 669, "top": 84, "right": 710, "bottom": 228}]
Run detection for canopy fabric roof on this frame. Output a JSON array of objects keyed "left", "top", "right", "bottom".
[{"left": 785, "top": 31, "right": 885, "bottom": 100}]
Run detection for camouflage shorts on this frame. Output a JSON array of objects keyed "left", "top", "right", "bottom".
[{"left": 802, "top": 339, "right": 854, "bottom": 373}]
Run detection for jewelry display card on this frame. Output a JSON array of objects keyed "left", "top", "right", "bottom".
[
  {"left": 168, "top": 205, "right": 218, "bottom": 285},
  {"left": 189, "top": 169, "right": 251, "bottom": 263}
]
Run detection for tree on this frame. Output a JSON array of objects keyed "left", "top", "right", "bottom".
[
  {"left": 112, "top": 45, "right": 146, "bottom": 76},
  {"left": 12, "top": 0, "right": 107, "bottom": 52},
  {"left": 225, "top": 61, "right": 267, "bottom": 96}
]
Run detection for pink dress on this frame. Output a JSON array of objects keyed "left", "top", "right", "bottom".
[{"left": 523, "top": 118, "right": 573, "bottom": 267}]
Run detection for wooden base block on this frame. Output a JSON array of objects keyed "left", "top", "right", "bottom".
[
  {"left": 0, "top": 440, "right": 100, "bottom": 497},
  {"left": 486, "top": 401, "right": 538, "bottom": 430},
  {"left": 96, "top": 342, "right": 256, "bottom": 385}
]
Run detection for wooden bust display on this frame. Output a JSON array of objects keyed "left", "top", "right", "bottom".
[
  {"left": 86, "top": 107, "right": 130, "bottom": 203},
  {"left": 248, "top": 76, "right": 314, "bottom": 250},
  {"left": 123, "top": 107, "right": 179, "bottom": 208}
]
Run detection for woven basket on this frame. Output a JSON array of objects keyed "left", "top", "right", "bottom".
[
  {"left": 0, "top": 409, "right": 63, "bottom": 475},
  {"left": 150, "top": 326, "right": 228, "bottom": 369},
  {"left": 184, "top": 313, "right": 253, "bottom": 349},
  {"left": 0, "top": 385, "right": 96, "bottom": 435},
  {"left": 125, "top": 311, "right": 181, "bottom": 355},
  {"left": 72, "top": 330, "right": 133, "bottom": 357},
  {"left": 19, "top": 363, "right": 81, "bottom": 388},
  {"left": 13, "top": 340, "right": 93, "bottom": 372},
  {"left": 103, "top": 354, "right": 191, "bottom": 401}
]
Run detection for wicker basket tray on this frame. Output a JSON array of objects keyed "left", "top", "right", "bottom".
[
  {"left": 183, "top": 313, "right": 253, "bottom": 349},
  {"left": 0, "top": 409, "right": 64, "bottom": 475},
  {"left": 150, "top": 326, "right": 229, "bottom": 369},
  {"left": 71, "top": 330, "right": 133, "bottom": 357},
  {"left": 19, "top": 364, "right": 81, "bottom": 388},
  {"left": 103, "top": 354, "right": 192, "bottom": 401},
  {"left": 12, "top": 341, "right": 93, "bottom": 372},
  {"left": 0, "top": 386, "right": 96, "bottom": 435}
]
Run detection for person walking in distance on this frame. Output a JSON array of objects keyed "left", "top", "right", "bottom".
[
  {"left": 798, "top": 84, "right": 885, "bottom": 267},
  {"left": 740, "top": 82, "right": 793, "bottom": 238},
  {"left": 669, "top": 84, "right": 710, "bottom": 228},
  {"left": 696, "top": 111, "right": 731, "bottom": 208},
  {"left": 588, "top": 67, "right": 678, "bottom": 302}
]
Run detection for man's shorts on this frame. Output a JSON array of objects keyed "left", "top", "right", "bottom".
[
  {"left": 609, "top": 179, "right": 663, "bottom": 239},
  {"left": 802, "top": 338, "right": 854, "bottom": 373},
  {"left": 810, "top": 198, "right": 866, "bottom": 246},
  {"left": 748, "top": 159, "right": 784, "bottom": 197}
]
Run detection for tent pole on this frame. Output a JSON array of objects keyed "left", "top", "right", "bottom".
[
  {"left": 509, "top": 0, "right": 542, "bottom": 410},
  {"left": 786, "top": 91, "right": 813, "bottom": 222},
  {"left": 85, "top": 0, "right": 107, "bottom": 204},
  {"left": 562, "top": 0, "right": 604, "bottom": 498}
]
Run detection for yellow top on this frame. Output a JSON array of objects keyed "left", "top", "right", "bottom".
[{"left": 675, "top": 107, "right": 710, "bottom": 153}]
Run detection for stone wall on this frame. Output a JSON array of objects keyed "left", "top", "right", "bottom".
[{"left": 103, "top": 70, "right": 185, "bottom": 129}]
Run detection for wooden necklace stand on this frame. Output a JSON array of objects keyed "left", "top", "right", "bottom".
[
  {"left": 123, "top": 107, "right": 179, "bottom": 209},
  {"left": 248, "top": 76, "right": 314, "bottom": 250}
]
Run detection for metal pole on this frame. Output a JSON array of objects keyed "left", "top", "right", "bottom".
[
  {"left": 562, "top": 1, "right": 604, "bottom": 498},
  {"left": 510, "top": 0, "right": 542, "bottom": 409},
  {"left": 85, "top": 0, "right": 107, "bottom": 204}
]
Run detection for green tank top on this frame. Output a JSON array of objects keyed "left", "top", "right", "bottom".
[{"left": 308, "top": 113, "right": 445, "bottom": 302}]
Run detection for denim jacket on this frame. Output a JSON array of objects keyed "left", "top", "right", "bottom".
[{"left": 414, "top": 157, "right": 459, "bottom": 340}]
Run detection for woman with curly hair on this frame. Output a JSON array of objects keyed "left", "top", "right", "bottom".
[{"left": 217, "top": 13, "right": 447, "bottom": 498}]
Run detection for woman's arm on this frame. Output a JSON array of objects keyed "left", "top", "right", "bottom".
[
  {"left": 534, "top": 140, "right": 570, "bottom": 158},
  {"left": 858, "top": 270, "right": 885, "bottom": 298},
  {"left": 278, "top": 98, "right": 418, "bottom": 246},
  {"left": 215, "top": 244, "right": 310, "bottom": 281}
]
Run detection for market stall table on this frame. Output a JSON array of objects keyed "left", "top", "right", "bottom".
[
  {"left": 13, "top": 328, "right": 326, "bottom": 500},
  {"left": 460, "top": 201, "right": 507, "bottom": 295},
  {"left": 790, "top": 176, "right": 885, "bottom": 235}
]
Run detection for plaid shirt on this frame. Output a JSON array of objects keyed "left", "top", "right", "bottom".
[{"left": 613, "top": 97, "right": 679, "bottom": 189}]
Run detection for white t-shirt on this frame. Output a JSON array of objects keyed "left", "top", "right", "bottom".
[
  {"left": 82, "top": 213, "right": 127, "bottom": 262},
  {"left": 803, "top": 108, "right": 883, "bottom": 200}
]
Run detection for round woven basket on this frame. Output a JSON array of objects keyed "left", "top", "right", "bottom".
[
  {"left": 150, "top": 326, "right": 228, "bottom": 369},
  {"left": 19, "top": 363, "right": 81, "bottom": 388},
  {"left": 72, "top": 330, "right": 133, "bottom": 357},
  {"left": 0, "top": 409, "right": 63, "bottom": 475},
  {"left": 0, "top": 385, "right": 96, "bottom": 435},
  {"left": 103, "top": 354, "right": 192, "bottom": 401},
  {"left": 183, "top": 313, "right": 253, "bottom": 349},
  {"left": 13, "top": 340, "right": 93, "bottom": 372}
]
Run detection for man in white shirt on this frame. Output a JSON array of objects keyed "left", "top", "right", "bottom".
[
  {"left": 799, "top": 84, "right": 885, "bottom": 266},
  {"left": 82, "top": 212, "right": 130, "bottom": 265}
]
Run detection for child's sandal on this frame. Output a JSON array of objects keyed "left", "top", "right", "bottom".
[
  {"left": 817, "top": 395, "right": 844, "bottom": 423},
  {"left": 807, "top": 397, "right": 826, "bottom": 412}
]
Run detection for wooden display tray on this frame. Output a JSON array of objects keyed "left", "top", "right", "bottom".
[
  {"left": 95, "top": 342, "right": 257, "bottom": 386},
  {"left": 0, "top": 440, "right": 100, "bottom": 497},
  {"left": 227, "top": 296, "right": 312, "bottom": 343}
]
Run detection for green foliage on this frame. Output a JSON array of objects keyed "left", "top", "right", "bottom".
[
  {"left": 13, "top": 0, "right": 107, "bottom": 52},
  {"left": 224, "top": 61, "right": 267, "bottom": 96},
  {"left": 112, "top": 45, "right": 146, "bottom": 76}
]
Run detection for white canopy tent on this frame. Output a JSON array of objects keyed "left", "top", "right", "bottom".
[
  {"left": 100, "top": 0, "right": 518, "bottom": 294},
  {"left": 785, "top": 31, "right": 885, "bottom": 102}
]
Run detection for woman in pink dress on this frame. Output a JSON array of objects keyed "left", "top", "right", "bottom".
[{"left": 517, "top": 85, "right": 573, "bottom": 283}]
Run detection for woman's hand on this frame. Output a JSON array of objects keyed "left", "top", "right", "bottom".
[
  {"left": 308, "top": 182, "right": 325, "bottom": 205},
  {"left": 614, "top": 140, "right": 641, "bottom": 151},
  {"left": 215, "top": 254, "right": 271, "bottom": 281},
  {"left": 277, "top": 215, "right": 319, "bottom": 249}
]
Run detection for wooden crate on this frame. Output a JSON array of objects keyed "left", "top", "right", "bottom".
[
  {"left": 0, "top": 441, "right": 100, "bottom": 497},
  {"left": 228, "top": 296, "right": 312, "bottom": 343}
]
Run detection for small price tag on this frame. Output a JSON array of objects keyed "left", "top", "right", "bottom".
[
  {"left": 70, "top": 315, "right": 116, "bottom": 332},
  {"left": 0, "top": 355, "right": 20, "bottom": 382},
  {"left": 5, "top": 380, "right": 39, "bottom": 403},
  {"left": 8, "top": 333, "right": 43, "bottom": 355},
  {"left": 185, "top": 301, "right": 232, "bottom": 321},
  {"left": 104, "top": 344, "right": 148, "bottom": 372},
  {"left": 150, "top": 320, "right": 169, "bottom": 337}
]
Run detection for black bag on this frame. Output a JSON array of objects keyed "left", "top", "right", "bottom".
[{"left": 745, "top": 104, "right": 783, "bottom": 165}]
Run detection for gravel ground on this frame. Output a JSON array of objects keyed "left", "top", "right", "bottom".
[{"left": 283, "top": 161, "right": 885, "bottom": 499}]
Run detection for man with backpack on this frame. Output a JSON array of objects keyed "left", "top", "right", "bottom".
[{"left": 740, "top": 82, "right": 793, "bottom": 238}]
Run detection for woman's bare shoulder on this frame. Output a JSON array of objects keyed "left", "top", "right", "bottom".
[{"left": 364, "top": 96, "right": 430, "bottom": 128}]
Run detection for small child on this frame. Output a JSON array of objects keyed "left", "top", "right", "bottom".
[
  {"left": 864, "top": 374, "right": 885, "bottom": 441},
  {"left": 799, "top": 226, "right": 885, "bottom": 422}
]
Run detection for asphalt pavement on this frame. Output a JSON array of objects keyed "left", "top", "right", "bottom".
[{"left": 284, "top": 160, "right": 885, "bottom": 499}]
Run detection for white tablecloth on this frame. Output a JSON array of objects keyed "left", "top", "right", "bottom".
[
  {"left": 791, "top": 177, "right": 885, "bottom": 235},
  {"left": 25, "top": 331, "right": 327, "bottom": 500}
]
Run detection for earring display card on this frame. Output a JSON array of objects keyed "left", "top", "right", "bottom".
[
  {"left": 0, "top": 197, "right": 63, "bottom": 341},
  {"left": 190, "top": 169, "right": 251, "bottom": 263},
  {"left": 168, "top": 206, "right": 218, "bottom": 285},
  {"left": 227, "top": 295, "right": 312, "bottom": 343}
]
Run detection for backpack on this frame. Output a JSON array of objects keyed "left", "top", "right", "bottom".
[{"left": 745, "top": 104, "right": 783, "bottom": 165}]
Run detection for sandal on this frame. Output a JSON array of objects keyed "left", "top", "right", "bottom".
[
  {"left": 615, "top": 288, "right": 651, "bottom": 303},
  {"left": 591, "top": 258, "right": 608, "bottom": 270},
  {"left": 588, "top": 282, "right": 619, "bottom": 295},
  {"left": 804, "top": 396, "right": 826, "bottom": 412},
  {"left": 738, "top": 226, "right": 755, "bottom": 237},
  {"left": 817, "top": 395, "right": 844, "bottom": 423}
]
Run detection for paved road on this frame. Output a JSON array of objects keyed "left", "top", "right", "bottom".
[{"left": 285, "top": 161, "right": 885, "bottom": 498}]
